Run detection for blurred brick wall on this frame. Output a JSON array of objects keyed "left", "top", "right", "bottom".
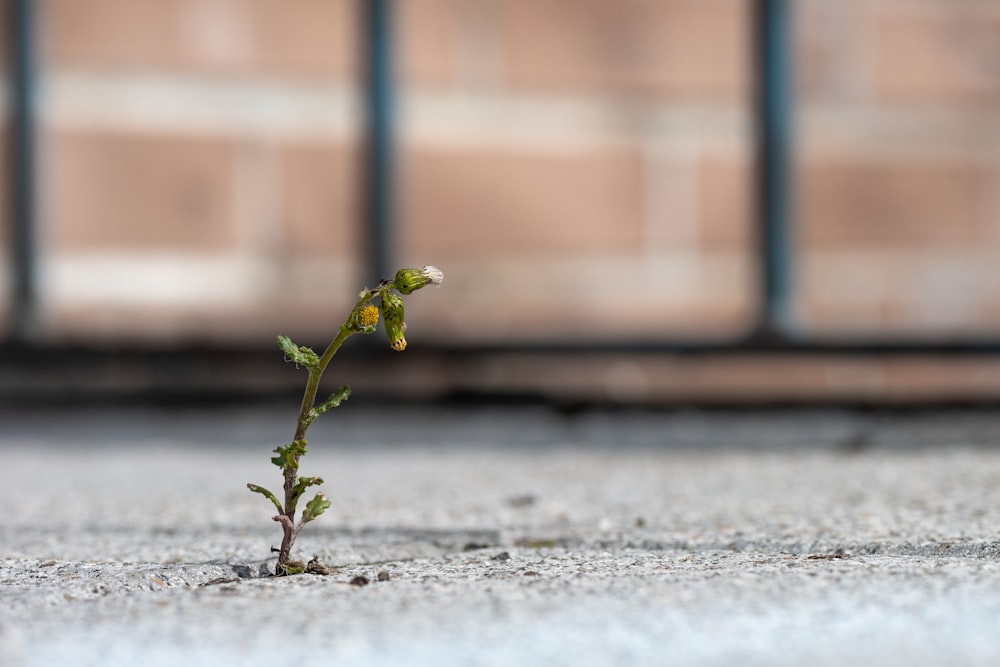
[
  {"left": 2, "top": 0, "right": 1000, "bottom": 346},
  {"left": 37, "top": 0, "right": 363, "bottom": 343},
  {"left": 0, "top": 3, "right": 9, "bottom": 327},
  {"left": 797, "top": 0, "right": 1000, "bottom": 336}
]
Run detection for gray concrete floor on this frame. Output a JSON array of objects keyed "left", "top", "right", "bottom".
[{"left": 3, "top": 405, "right": 1000, "bottom": 666}]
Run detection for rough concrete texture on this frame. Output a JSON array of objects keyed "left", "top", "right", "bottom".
[{"left": 3, "top": 405, "right": 1000, "bottom": 666}]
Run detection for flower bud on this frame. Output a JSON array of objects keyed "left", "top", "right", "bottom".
[
  {"left": 393, "top": 266, "right": 444, "bottom": 295},
  {"left": 379, "top": 292, "right": 407, "bottom": 351}
]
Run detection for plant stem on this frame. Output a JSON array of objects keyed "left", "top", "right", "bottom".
[
  {"left": 276, "top": 325, "right": 355, "bottom": 573},
  {"left": 293, "top": 326, "right": 353, "bottom": 442}
]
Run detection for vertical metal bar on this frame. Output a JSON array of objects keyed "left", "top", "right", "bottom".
[
  {"left": 361, "top": 0, "right": 395, "bottom": 284},
  {"left": 7, "top": 0, "right": 37, "bottom": 341},
  {"left": 752, "top": 0, "right": 793, "bottom": 339}
]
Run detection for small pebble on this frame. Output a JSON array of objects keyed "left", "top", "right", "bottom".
[{"left": 506, "top": 494, "right": 537, "bottom": 508}]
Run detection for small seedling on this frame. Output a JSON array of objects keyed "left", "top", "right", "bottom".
[{"left": 248, "top": 266, "right": 443, "bottom": 575}]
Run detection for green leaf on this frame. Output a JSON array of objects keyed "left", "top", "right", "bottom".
[
  {"left": 271, "top": 439, "right": 308, "bottom": 471},
  {"left": 289, "top": 475, "right": 324, "bottom": 507},
  {"left": 301, "top": 492, "right": 331, "bottom": 525},
  {"left": 247, "top": 483, "right": 283, "bottom": 514},
  {"left": 305, "top": 386, "right": 351, "bottom": 427},
  {"left": 277, "top": 560, "right": 306, "bottom": 576},
  {"left": 277, "top": 335, "right": 320, "bottom": 370}
]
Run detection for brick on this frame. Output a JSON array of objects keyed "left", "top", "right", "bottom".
[
  {"left": 51, "top": 130, "right": 237, "bottom": 250},
  {"left": 46, "top": 0, "right": 183, "bottom": 69},
  {"left": 792, "top": 2, "right": 828, "bottom": 100},
  {"left": 402, "top": 143, "right": 645, "bottom": 257},
  {"left": 798, "top": 292, "right": 906, "bottom": 334},
  {"left": 279, "top": 140, "right": 359, "bottom": 255},
  {"left": 792, "top": 1, "right": 863, "bottom": 102},
  {"left": 798, "top": 249, "right": 1000, "bottom": 334},
  {"left": 696, "top": 155, "right": 752, "bottom": 250},
  {"left": 800, "top": 156, "right": 990, "bottom": 249},
  {"left": 871, "top": 7, "right": 1000, "bottom": 104},
  {"left": 242, "top": 0, "right": 357, "bottom": 77},
  {"left": 882, "top": 358, "right": 1000, "bottom": 399},
  {"left": 399, "top": 0, "right": 461, "bottom": 85},
  {"left": 46, "top": 0, "right": 356, "bottom": 77},
  {"left": 496, "top": 0, "right": 748, "bottom": 98}
]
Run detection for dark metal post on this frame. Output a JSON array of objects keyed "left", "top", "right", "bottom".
[
  {"left": 752, "top": 0, "right": 793, "bottom": 339},
  {"left": 7, "top": 0, "right": 37, "bottom": 341},
  {"left": 361, "top": 0, "right": 395, "bottom": 284}
]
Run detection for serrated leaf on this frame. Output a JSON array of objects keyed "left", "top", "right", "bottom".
[
  {"left": 271, "top": 439, "right": 308, "bottom": 471},
  {"left": 289, "top": 475, "right": 324, "bottom": 507},
  {"left": 305, "top": 386, "right": 352, "bottom": 427},
  {"left": 276, "top": 335, "right": 320, "bottom": 370},
  {"left": 301, "top": 492, "right": 331, "bottom": 525},
  {"left": 247, "top": 483, "right": 283, "bottom": 514}
]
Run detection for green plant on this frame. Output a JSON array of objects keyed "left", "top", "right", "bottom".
[{"left": 248, "top": 266, "right": 443, "bottom": 575}]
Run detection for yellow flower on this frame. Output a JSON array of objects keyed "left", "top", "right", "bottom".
[
  {"left": 346, "top": 302, "right": 381, "bottom": 333},
  {"left": 358, "top": 305, "right": 379, "bottom": 328}
]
